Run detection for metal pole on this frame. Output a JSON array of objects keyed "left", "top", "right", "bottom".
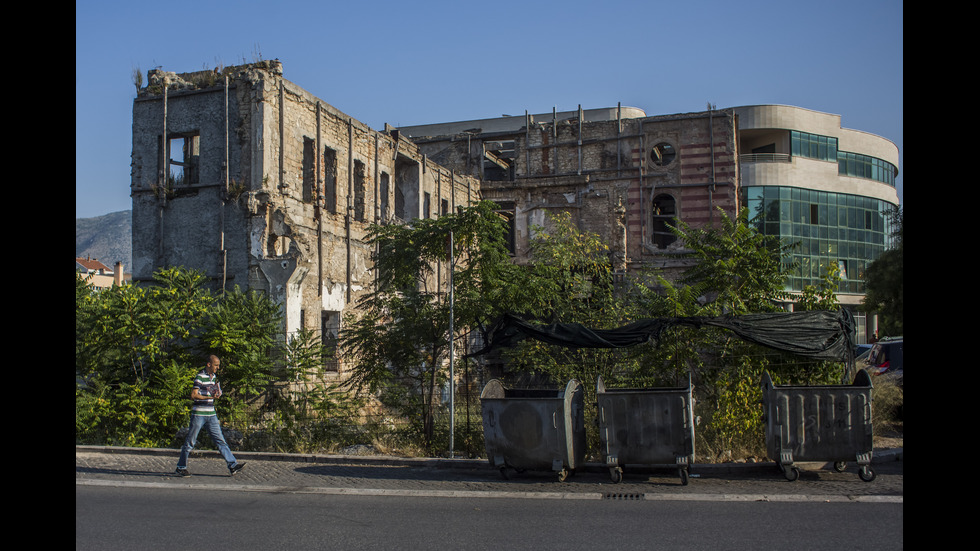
[
  {"left": 346, "top": 119, "right": 353, "bottom": 304},
  {"left": 222, "top": 75, "right": 229, "bottom": 295},
  {"left": 524, "top": 111, "right": 529, "bottom": 178},
  {"left": 577, "top": 105, "right": 583, "bottom": 175},
  {"left": 617, "top": 102, "right": 622, "bottom": 176},
  {"left": 553, "top": 107, "right": 557, "bottom": 176},
  {"left": 317, "top": 102, "right": 323, "bottom": 296},
  {"left": 160, "top": 80, "right": 168, "bottom": 261},
  {"left": 708, "top": 102, "right": 715, "bottom": 225},
  {"left": 448, "top": 224, "right": 455, "bottom": 458}
]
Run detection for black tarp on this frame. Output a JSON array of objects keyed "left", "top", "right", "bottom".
[{"left": 469, "top": 309, "right": 855, "bottom": 363}]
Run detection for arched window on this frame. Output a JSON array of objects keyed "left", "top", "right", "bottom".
[{"left": 651, "top": 194, "right": 677, "bottom": 248}]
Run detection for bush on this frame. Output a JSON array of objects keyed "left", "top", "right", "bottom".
[{"left": 872, "top": 375, "right": 904, "bottom": 435}]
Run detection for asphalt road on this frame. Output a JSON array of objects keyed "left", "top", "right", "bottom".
[
  {"left": 77, "top": 446, "right": 903, "bottom": 549},
  {"left": 77, "top": 484, "right": 902, "bottom": 550}
]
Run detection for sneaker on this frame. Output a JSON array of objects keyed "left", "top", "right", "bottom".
[
  {"left": 229, "top": 462, "right": 247, "bottom": 475},
  {"left": 175, "top": 468, "right": 190, "bottom": 477}
]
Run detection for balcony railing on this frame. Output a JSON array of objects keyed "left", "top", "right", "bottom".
[{"left": 740, "top": 153, "right": 791, "bottom": 163}]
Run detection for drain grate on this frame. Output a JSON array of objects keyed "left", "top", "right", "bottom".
[{"left": 602, "top": 492, "right": 645, "bottom": 500}]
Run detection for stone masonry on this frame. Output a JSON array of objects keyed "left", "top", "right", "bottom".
[
  {"left": 131, "top": 61, "right": 478, "bottom": 379},
  {"left": 131, "top": 61, "right": 739, "bottom": 381},
  {"left": 402, "top": 106, "right": 739, "bottom": 280}
]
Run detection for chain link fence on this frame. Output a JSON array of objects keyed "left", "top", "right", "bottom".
[{"left": 218, "top": 339, "right": 863, "bottom": 463}]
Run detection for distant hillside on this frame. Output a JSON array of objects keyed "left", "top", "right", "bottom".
[{"left": 76, "top": 210, "right": 132, "bottom": 269}]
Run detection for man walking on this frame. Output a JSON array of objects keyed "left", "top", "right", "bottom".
[{"left": 175, "top": 355, "right": 246, "bottom": 476}]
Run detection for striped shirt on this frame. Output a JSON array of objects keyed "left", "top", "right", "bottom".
[{"left": 191, "top": 369, "right": 221, "bottom": 416}]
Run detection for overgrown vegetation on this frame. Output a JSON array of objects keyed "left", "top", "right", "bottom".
[
  {"left": 75, "top": 267, "right": 356, "bottom": 451},
  {"left": 338, "top": 201, "right": 515, "bottom": 453},
  {"left": 77, "top": 204, "right": 899, "bottom": 460},
  {"left": 496, "top": 208, "right": 846, "bottom": 460}
]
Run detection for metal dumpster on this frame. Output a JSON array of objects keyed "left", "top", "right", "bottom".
[
  {"left": 480, "top": 379, "right": 586, "bottom": 481},
  {"left": 596, "top": 375, "right": 696, "bottom": 485},
  {"left": 762, "top": 369, "right": 876, "bottom": 482}
]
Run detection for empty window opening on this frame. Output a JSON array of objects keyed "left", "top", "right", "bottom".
[
  {"left": 424, "top": 192, "right": 431, "bottom": 219},
  {"left": 323, "top": 147, "right": 338, "bottom": 214},
  {"left": 163, "top": 132, "right": 200, "bottom": 186},
  {"left": 395, "top": 157, "right": 420, "bottom": 221},
  {"left": 302, "top": 138, "right": 316, "bottom": 203},
  {"left": 483, "top": 140, "right": 515, "bottom": 180},
  {"left": 441, "top": 198, "right": 450, "bottom": 217},
  {"left": 321, "top": 311, "right": 340, "bottom": 373},
  {"left": 353, "top": 159, "right": 366, "bottom": 222},
  {"left": 651, "top": 194, "right": 677, "bottom": 248},
  {"left": 380, "top": 172, "right": 391, "bottom": 221},
  {"left": 649, "top": 142, "right": 676, "bottom": 167}
]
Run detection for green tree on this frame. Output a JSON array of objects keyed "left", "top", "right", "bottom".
[
  {"left": 488, "top": 211, "right": 667, "bottom": 456},
  {"left": 198, "top": 286, "right": 282, "bottom": 426},
  {"left": 662, "top": 207, "right": 792, "bottom": 316},
  {"left": 862, "top": 208, "right": 903, "bottom": 336},
  {"left": 653, "top": 208, "right": 825, "bottom": 458},
  {"left": 795, "top": 263, "right": 842, "bottom": 312},
  {"left": 339, "top": 201, "right": 515, "bottom": 451},
  {"left": 75, "top": 267, "right": 285, "bottom": 447},
  {"left": 500, "top": 211, "right": 651, "bottom": 385},
  {"left": 76, "top": 267, "right": 216, "bottom": 445}
]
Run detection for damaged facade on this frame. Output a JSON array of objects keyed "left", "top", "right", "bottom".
[
  {"left": 131, "top": 61, "right": 477, "bottom": 375},
  {"left": 400, "top": 103, "right": 901, "bottom": 341},
  {"left": 132, "top": 61, "right": 900, "bottom": 368},
  {"left": 400, "top": 106, "right": 739, "bottom": 279}
]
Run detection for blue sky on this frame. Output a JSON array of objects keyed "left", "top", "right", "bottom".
[{"left": 76, "top": 0, "right": 903, "bottom": 219}]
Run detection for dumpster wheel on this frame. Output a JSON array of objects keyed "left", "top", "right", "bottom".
[
  {"left": 779, "top": 463, "right": 800, "bottom": 481},
  {"left": 557, "top": 468, "right": 574, "bottom": 482},
  {"left": 833, "top": 461, "right": 847, "bottom": 473},
  {"left": 609, "top": 467, "right": 623, "bottom": 484},
  {"left": 679, "top": 467, "right": 689, "bottom": 486},
  {"left": 859, "top": 466, "right": 876, "bottom": 482}
]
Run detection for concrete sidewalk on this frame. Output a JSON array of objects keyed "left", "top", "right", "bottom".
[{"left": 76, "top": 445, "right": 902, "bottom": 502}]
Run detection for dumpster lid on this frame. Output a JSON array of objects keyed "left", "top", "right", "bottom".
[{"left": 480, "top": 378, "right": 582, "bottom": 399}]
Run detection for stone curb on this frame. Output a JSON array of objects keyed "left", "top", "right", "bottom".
[{"left": 75, "top": 444, "right": 902, "bottom": 474}]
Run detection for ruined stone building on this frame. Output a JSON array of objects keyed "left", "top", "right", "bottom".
[
  {"left": 131, "top": 61, "right": 478, "bottom": 375},
  {"left": 131, "top": 61, "right": 900, "bottom": 364},
  {"left": 399, "top": 106, "right": 739, "bottom": 280}
]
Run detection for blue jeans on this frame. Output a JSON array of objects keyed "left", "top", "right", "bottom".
[{"left": 177, "top": 414, "right": 238, "bottom": 469}]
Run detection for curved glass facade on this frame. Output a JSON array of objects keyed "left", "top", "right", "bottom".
[
  {"left": 790, "top": 130, "right": 897, "bottom": 187},
  {"left": 838, "top": 151, "right": 897, "bottom": 187},
  {"left": 743, "top": 186, "right": 898, "bottom": 295}
]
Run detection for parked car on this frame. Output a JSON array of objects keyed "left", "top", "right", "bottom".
[
  {"left": 864, "top": 337, "right": 903, "bottom": 384},
  {"left": 854, "top": 344, "right": 873, "bottom": 362}
]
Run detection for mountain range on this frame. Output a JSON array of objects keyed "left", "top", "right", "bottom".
[{"left": 76, "top": 210, "right": 132, "bottom": 270}]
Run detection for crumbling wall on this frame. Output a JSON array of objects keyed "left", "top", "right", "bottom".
[
  {"left": 472, "top": 110, "right": 738, "bottom": 276},
  {"left": 131, "top": 61, "right": 478, "bottom": 378}
]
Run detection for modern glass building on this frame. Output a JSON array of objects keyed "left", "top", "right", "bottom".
[{"left": 734, "top": 105, "right": 900, "bottom": 340}]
